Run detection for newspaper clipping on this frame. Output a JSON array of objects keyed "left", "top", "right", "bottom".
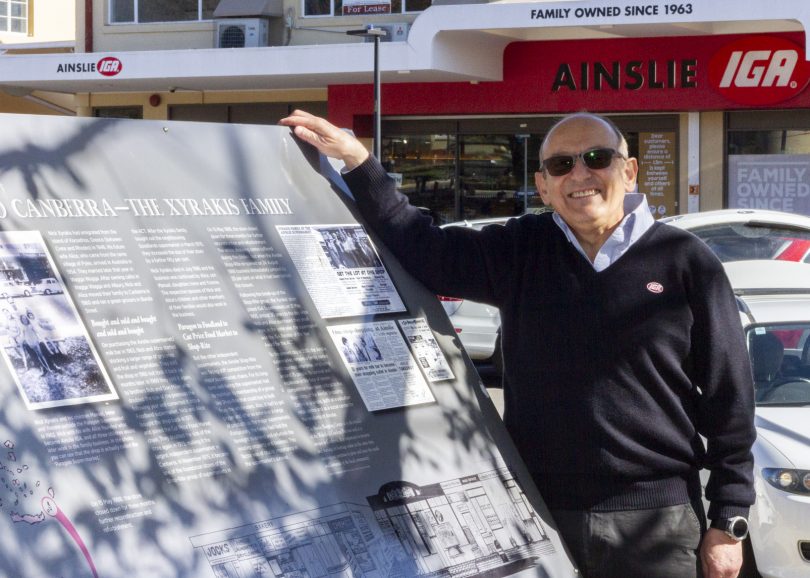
[
  {"left": 277, "top": 224, "right": 405, "bottom": 318},
  {"left": 328, "top": 321, "right": 435, "bottom": 411}
]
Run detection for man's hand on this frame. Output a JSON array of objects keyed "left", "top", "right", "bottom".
[
  {"left": 279, "top": 110, "right": 370, "bottom": 170},
  {"left": 700, "top": 528, "right": 744, "bottom": 578}
]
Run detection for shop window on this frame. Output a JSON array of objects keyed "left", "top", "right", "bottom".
[
  {"left": 0, "top": 0, "right": 27, "bottom": 33},
  {"left": 110, "top": 0, "right": 218, "bottom": 24},
  {"left": 303, "top": 0, "right": 430, "bottom": 17},
  {"left": 93, "top": 106, "right": 143, "bottom": 120},
  {"left": 382, "top": 133, "right": 457, "bottom": 224},
  {"left": 381, "top": 133, "right": 542, "bottom": 224},
  {"left": 459, "top": 134, "right": 542, "bottom": 220},
  {"left": 728, "top": 130, "right": 810, "bottom": 155}
]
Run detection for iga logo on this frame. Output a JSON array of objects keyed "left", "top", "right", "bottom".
[
  {"left": 97, "top": 57, "right": 122, "bottom": 77},
  {"left": 709, "top": 36, "right": 810, "bottom": 105}
]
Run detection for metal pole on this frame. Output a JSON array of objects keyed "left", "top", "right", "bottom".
[
  {"left": 373, "top": 33, "right": 381, "bottom": 160},
  {"left": 523, "top": 136, "right": 528, "bottom": 212},
  {"left": 347, "top": 26, "right": 387, "bottom": 160},
  {"left": 515, "top": 134, "right": 530, "bottom": 212}
]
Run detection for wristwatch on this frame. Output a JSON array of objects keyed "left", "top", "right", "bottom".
[{"left": 710, "top": 516, "right": 749, "bottom": 541}]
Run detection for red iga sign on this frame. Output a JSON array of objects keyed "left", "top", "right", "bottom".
[
  {"left": 328, "top": 33, "right": 810, "bottom": 130},
  {"left": 97, "top": 57, "right": 123, "bottom": 77},
  {"left": 709, "top": 36, "right": 810, "bottom": 105}
]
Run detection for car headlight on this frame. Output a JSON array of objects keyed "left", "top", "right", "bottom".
[{"left": 763, "top": 468, "right": 810, "bottom": 495}]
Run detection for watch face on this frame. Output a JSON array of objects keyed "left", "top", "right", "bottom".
[{"left": 729, "top": 517, "right": 748, "bottom": 539}]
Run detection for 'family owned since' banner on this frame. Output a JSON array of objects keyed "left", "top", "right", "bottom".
[
  {"left": 0, "top": 113, "right": 576, "bottom": 577},
  {"left": 728, "top": 154, "right": 810, "bottom": 215}
]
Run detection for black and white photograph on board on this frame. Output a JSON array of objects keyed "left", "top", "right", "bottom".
[
  {"left": 315, "top": 225, "right": 383, "bottom": 270},
  {"left": 0, "top": 230, "right": 118, "bottom": 410}
]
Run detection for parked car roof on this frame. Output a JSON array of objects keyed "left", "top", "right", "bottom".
[{"left": 663, "top": 208, "right": 810, "bottom": 263}]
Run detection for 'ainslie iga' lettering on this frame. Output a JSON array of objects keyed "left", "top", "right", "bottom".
[
  {"left": 56, "top": 57, "right": 123, "bottom": 77},
  {"left": 56, "top": 62, "right": 96, "bottom": 73}
]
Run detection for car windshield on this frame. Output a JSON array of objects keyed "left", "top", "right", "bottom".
[
  {"left": 749, "top": 323, "right": 810, "bottom": 406},
  {"left": 690, "top": 222, "right": 810, "bottom": 263}
]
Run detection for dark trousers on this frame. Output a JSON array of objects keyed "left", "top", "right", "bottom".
[{"left": 550, "top": 503, "right": 705, "bottom": 578}]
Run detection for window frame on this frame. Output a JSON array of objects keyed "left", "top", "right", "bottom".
[
  {"left": 108, "top": 0, "right": 215, "bottom": 25},
  {"left": 0, "top": 0, "right": 28, "bottom": 34}
]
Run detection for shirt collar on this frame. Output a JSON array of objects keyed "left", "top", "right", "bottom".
[{"left": 552, "top": 193, "right": 655, "bottom": 271}]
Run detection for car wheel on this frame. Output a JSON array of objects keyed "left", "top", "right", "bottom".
[
  {"left": 44, "top": 289, "right": 52, "bottom": 295},
  {"left": 738, "top": 538, "right": 761, "bottom": 578},
  {"left": 492, "top": 332, "right": 504, "bottom": 376},
  {"left": 23, "top": 290, "right": 30, "bottom": 297}
]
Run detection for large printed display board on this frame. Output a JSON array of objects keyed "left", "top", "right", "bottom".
[{"left": 0, "top": 114, "right": 576, "bottom": 577}]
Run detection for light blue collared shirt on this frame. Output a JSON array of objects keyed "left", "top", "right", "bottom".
[{"left": 552, "top": 192, "right": 656, "bottom": 272}]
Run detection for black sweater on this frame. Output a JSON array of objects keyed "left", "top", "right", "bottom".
[{"left": 344, "top": 158, "right": 755, "bottom": 521}]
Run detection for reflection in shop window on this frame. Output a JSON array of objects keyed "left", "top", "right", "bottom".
[
  {"left": 110, "top": 0, "right": 218, "bottom": 23},
  {"left": 304, "top": 0, "right": 334, "bottom": 16},
  {"left": 404, "top": 0, "right": 430, "bottom": 11},
  {"left": 460, "top": 135, "right": 531, "bottom": 220},
  {"left": 729, "top": 130, "right": 810, "bottom": 155},
  {"left": 93, "top": 106, "right": 143, "bottom": 120},
  {"left": 383, "top": 133, "right": 545, "bottom": 223},
  {"left": 0, "top": 0, "right": 27, "bottom": 33},
  {"left": 382, "top": 134, "right": 456, "bottom": 224}
]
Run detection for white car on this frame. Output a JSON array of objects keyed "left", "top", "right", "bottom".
[
  {"left": 438, "top": 217, "right": 511, "bottom": 373},
  {"left": 33, "top": 277, "right": 63, "bottom": 295},
  {"left": 0, "top": 280, "right": 31, "bottom": 298},
  {"left": 666, "top": 209, "right": 810, "bottom": 578},
  {"left": 662, "top": 208, "right": 810, "bottom": 263},
  {"left": 718, "top": 260, "right": 810, "bottom": 578}
]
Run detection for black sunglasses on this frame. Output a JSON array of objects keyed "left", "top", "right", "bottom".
[{"left": 541, "top": 147, "right": 625, "bottom": 177}]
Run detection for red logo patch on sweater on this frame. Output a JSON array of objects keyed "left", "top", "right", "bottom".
[{"left": 646, "top": 282, "right": 664, "bottom": 294}]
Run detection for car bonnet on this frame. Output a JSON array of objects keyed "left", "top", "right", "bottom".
[{"left": 755, "top": 408, "right": 810, "bottom": 467}]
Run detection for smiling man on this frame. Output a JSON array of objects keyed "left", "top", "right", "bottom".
[{"left": 281, "top": 110, "right": 756, "bottom": 578}]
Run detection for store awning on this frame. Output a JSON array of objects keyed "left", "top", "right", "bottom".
[{"left": 0, "top": 0, "right": 807, "bottom": 95}]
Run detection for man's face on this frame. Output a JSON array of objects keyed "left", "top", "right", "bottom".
[{"left": 535, "top": 117, "right": 638, "bottom": 235}]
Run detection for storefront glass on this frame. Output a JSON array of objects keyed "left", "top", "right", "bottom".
[
  {"left": 458, "top": 134, "right": 540, "bottom": 220},
  {"left": 381, "top": 132, "right": 545, "bottom": 224},
  {"left": 729, "top": 130, "right": 810, "bottom": 155},
  {"left": 382, "top": 133, "right": 457, "bottom": 224}
]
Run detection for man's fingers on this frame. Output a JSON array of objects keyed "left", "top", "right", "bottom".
[
  {"left": 288, "top": 109, "right": 315, "bottom": 120},
  {"left": 279, "top": 110, "right": 370, "bottom": 168},
  {"left": 290, "top": 125, "right": 321, "bottom": 144}
]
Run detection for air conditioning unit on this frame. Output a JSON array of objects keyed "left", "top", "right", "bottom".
[
  {"left": 215, "top": 18, "right": 269, "bottom": 48},
  {"left": 366, "top": 23, "right": 410, "bottom": 43}
]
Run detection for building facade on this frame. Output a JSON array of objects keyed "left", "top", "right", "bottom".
[
  {"left": 0, "top": 0, "right": 76, "bottom": 115},
  {"left": 1, "top": 0, "right": 809, "bottom": 221}
]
